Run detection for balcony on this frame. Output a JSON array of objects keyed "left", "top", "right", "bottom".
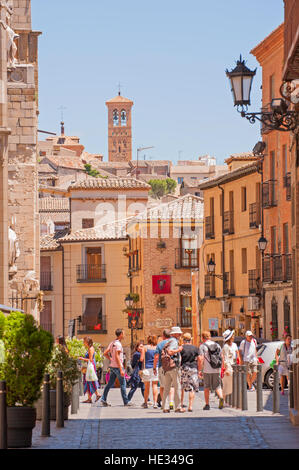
[
  {"left": 128, "top": 309, "right": 144, "bottom": 330},
  {"left": 249, "top": 203, "right": 261, "bottom": 228},
  {"left": 77, "top": 315, "right": 107, "bottom": 334},
  {"left": 223, "top": 211, "right": 234, "bottom": 234},
  {"left": 130, "top": 250, "right": 140, "bottom": 272},
  {"left": 76, "top": 264, "right": 106, "bottom": 283},
  {"left": 248, "top": 269, "right": 261, "bottom": 295},
  {"left": 204, "top": 275, "right": 215, "bottom": 298},
  {"left": 205, "top": 216, "right": 215, "bottom": 239},
  {"left": 262, "top": 180, "right": 277, "bottom": 208},
  {"left": 223, "top": 272, "right": 234, "bottom": 296},
  {"left": 40, "top": 272, "right": 53, "bottom": 291},
  {"left": 176, "top": 307, "right": 192, "bottom": 328},
  {"left": 284, "top": 173, "right": 291, "bottom": 201},
  {"left": 263, "top": 254, "right": 292, "bottom": 283},
  {"left": 175, "top": 248, "right": 199, "bottom": 269}
]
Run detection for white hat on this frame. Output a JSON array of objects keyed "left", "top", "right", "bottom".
[
  {"left": 245, "top": 330, "right": 253, "bottom": 337},
  {"left": 170, "top": 326, "right": 183, "bottom": 335},
  {"left": 223, "top": 329, "right": 234, "bottom": 342}
]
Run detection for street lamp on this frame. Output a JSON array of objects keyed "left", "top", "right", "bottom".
[
  {"left": 258, "top": 236, "right": 268, "bottom": 253},
  {"left": 226, "top": 56, "right": 298, "bottom": 132},
  {"left": 207, "top": 258, "right": 225, "bottom": 280},
  {"left": 125, "top": 294, "right": 134, "bottom": 309}
]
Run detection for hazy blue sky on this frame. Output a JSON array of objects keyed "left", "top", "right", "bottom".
[{"left": 32, "top": 0, "right": 284, "bottom": 164}]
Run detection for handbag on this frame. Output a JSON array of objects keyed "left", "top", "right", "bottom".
[
  {"left": 81, "top": 364, "right": 87, "bottom": 374},
  {"left": 138, "top": 347, "right": 151, "bottom": 380},
  {"left": 86, "top": 361, "right": 98, "bottom": 382}
]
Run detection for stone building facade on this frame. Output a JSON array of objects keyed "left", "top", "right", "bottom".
[{"left": 0, "top": 0, "right": 41, "bottom": 316}]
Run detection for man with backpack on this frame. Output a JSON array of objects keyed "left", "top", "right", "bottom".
[
  {"left": 198, "top": 331, "right": 224, "bottom": 410},
  {"left": 239, "top": 330, "right": 258, "bottom": 391},
  {"left": 161, "top": 326, "right": 186, "bottom": 413}
]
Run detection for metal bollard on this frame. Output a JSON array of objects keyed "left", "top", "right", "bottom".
[
  {"left": 0, "top": 381, "right": 7, "bottom": 449},
  {"left": 228, "top": 393, "right": 232, "bottom": 406},
  {"left": 71, "top": 380, "right": 79, "bottom": 414},
  {"left": 56, "top": 371, "right": 64, "bottom": 428},
  {"left": 232, "top": 364, "right": 237, "bottom": 408},
  {"left": 79, "top": 373, "right": 84, "bottom": 397},
  {"left": 289, "top": 364, "right": 294, "bottom": 409},
  {"left": 272, "top": 364, "right": 280, "bottom": 414},
  {"left": 241, "top": 365, "right": 248, "bottom": 411},
  {"left": 256, "top": 364, "right": 263, "bottom": 412},
  {"left": 237, "top": 365, "right": 242, "bottom": 409},
  {"left": 41, "top": 373, "right": 51, "bottom": 437}
]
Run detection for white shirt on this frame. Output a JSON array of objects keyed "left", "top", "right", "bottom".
[{"left": 239, "top": 339, "right": 257, "bottom": 363}]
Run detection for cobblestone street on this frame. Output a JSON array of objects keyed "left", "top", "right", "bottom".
[{"left": 30, "top": 387, "right": 299, "bottom": 450}]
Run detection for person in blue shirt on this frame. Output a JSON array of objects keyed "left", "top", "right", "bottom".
[
  {"left": 153, "top": 329, "right": 175, "bottom": 409},
  {"left": 127, "top": 342, "right": 144, "bottom": 402},
  {"left": 139, "top": 335, "right": 159, "bottom": 408}
]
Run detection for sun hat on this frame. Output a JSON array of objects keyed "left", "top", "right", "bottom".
[
  {"left": 170, "top": 326, "right": 183, "bottom": 335},
  {"left": 182, "top": 332, "right": 192, "bottom": 341},
  {"left": 223, "top": 329, "right": 234, "bottom": 342},
  {"left": 245, "top": 330, "right": 253, "bottom": 337}
]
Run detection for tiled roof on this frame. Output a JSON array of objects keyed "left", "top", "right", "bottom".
[
  {"left": 60, "top": 222, "right": 128, "bottom": 243},
  {"left": 39, "top": 198, "right": 70, "bottom": 212},
  {"left": 40, "top": 212, "right": 70, "bottom": 224},
  {"left": 44, "top": 156, "right": 86, "bottom": 171},
  {"left": 69, "top": 177, "right": 150, "bottom": 190},
  {"left": 146, "top": 194, "right": 203, "bottom": 221},
  {"left": 38, "top": 164, "right": 57, "bottom": 174},
  {"left": 198, "top": 162, "right": 259, "bottom": 190},
  {"left": 40, "top": 229, "right": 69, "bottom": 251},
  {"left": 106, "top": 95, "right": 133, "bottom": 104}
]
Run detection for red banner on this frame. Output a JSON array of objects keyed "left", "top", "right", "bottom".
[{"left": 152, "top": 275, "right": 171, "bottom": 294}]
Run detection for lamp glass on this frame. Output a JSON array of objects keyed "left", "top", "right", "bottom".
[
  {"left": 207, "top": 258, "right": 216, "bottom": 274},
  {"left": 258, "top": 236, "right": 268, "bottom": 252}
]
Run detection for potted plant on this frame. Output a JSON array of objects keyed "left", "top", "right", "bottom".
[
  {"left": 35, "top": 344, "right": 81, "bottom": 420},
  {"left": 0, "top": 311, "right": 53, "bottom": 448}
]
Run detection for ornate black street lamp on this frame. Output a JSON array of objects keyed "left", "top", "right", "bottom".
[
  {"left": 207, "top": 258, "right": 225, "bottom": 281},
  {"left": 258, "top": 236, "right": 268, "bottom": 253},
  {"left": 226, "top": 56, "right": 298, "bottom": 132}
]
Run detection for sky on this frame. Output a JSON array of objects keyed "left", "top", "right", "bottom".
[{"left": 32, "top": 0, "right": 284, "bottom": 164}]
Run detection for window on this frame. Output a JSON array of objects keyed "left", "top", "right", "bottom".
[
  {"left": 82, "top": 218, "right": 94, "bottom": 229},
  {"left": 121, "top": 110, "right": 127, "bottom": 126},
  {"left": 271, "top": 297, "right": 278, "bottom": 339},
  {"left": 113, "top": 109, "right": 119, "bottom": 126},
  {"left": 241, "top": 187, "right": 247, "bottom": 212},
  {"left": 271, "top": 226, "right": 277, "bottom": 254},
  {"left": 82, "top": 298, "right": 103, "bottom": 330},
  {"left": 270, "top": 74, "right": 275, "bottom": 101},
  {"left": 219, "top": 193, "right": 223, "bottom": 215},
  {"left": 282, "top": 144, "right": 288, "bottom": 177},
  {"left": 40, "top": 301, "right": 53, "bottom": 334},
  {"left": 242, "top": 248, "right": 247, "bottom": 274},
  {"left": 178, "top": 177, "right": 184, "bottom": 184},
  {"left": 55, "top": 222, "right": 69, "bottom": 232},
  {"left": 190, "top": 177, "right": 197, "bottom": 181},
  {"left": 284, "top": 297, "right": 291, "bottom": 333}
]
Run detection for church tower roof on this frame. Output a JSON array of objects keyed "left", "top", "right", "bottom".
[{"left": 105, "top": 95, "right": 134, "bottom": 105}]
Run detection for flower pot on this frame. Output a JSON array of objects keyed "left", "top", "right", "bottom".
[
  {"left": 35, "top": 390, "right": 70, "bottom": 421},
  {"left": 7, "top": 407, "right": 36, "bottom": 448}
]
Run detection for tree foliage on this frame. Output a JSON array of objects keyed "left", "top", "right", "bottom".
[
  {"left": 84, "top": 163, "right": 108, "bottom": 179},
  {"left": 149, "top": 178, "right": 177, "bottom": 199},
  {"left": 0, "top": 311, "right": 53, "bottom": 407},
  {"left": 45, "top": 344, "right": 81, "bottom": 393}
]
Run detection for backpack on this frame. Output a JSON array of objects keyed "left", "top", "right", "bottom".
[
  {"left": 204, "top": 342, "right": 222, "bottom": 369},
  {"left": 161, "top": 341, "right": 177, "bottom": 372}
]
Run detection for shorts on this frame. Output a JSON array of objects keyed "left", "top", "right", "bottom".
[
  {"left": 278, "top": 364, "right": 289, "bottom": 377},
  {"left": 203, "top": 373, "right": 221, "bottom": 391},
  {"left": 141, "top": 368, "right": 159, "bottom": 383},
  {"left": 181, "top": 366, "right": 199, "bottom": 392},
  {"left": 244, "top": 362, "right": 257, "bottom": 374},
  {"left": 158, "top": 367, "right": 166, "bottom": 388}
]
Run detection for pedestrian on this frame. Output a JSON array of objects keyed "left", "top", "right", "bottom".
[
  {"left": 198, "top": 331, "right": 224, "bottom": 410},
  {"left": 180, "top": 333, "right": 200, "bottom": 412},
  {"left": 153, "top": 329, "right": 175, "bottom": 409},
  {"left": 161, "top": 326, "right": 185, "bottom": 413},
  {"left": 239, "top": 331, "right": 258, "bottom": 391},
  {"left": 139, "top": 335, "right": 159, "bottom": 408},
  {"left": 127, "top": 342, "right": 145, "bottom": 402},
  {"left": 100, "top": 329, "right": 133, "bottom": 407},
  {"left": 275, "top": 334, "right": 293, "bottom": 395},
  {"left": 79, "top": 336, "right": 101, "bottom": 403},
  {"left": 56, "top": 335, "right": 69, "bottom": 354},
  {"left": 222, "top": 329, "right": 240, "bottom": 403}
]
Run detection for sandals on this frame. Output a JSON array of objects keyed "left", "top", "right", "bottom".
[
  {"left": 95, "top": 395, "right": 101, "bottom": 402},
  {"left": 175, "top": 408, "right": 186, "bottom": 413},
  {"left": 188, "top": 409, "right": 193, "bottom": 412},
  {"left": 82, "top": 399, "right": 92, "bottom": 404},
  {"left": 163, "top": 409, "right": 170, "bottom": 413}
]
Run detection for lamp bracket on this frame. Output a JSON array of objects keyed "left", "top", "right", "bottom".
[{"left": 240, "top": 109, "right": 298, "bottom": 132}]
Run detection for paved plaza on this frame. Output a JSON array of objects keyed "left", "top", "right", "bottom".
[{"left": 29, "top": 387, "right": 299, "bottom": 450}]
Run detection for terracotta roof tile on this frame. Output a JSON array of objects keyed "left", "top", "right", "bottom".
[
  {"left": 39, "top": 198, "right": 70, "bottom": 212},
  {"left": 69, "top": 177, "right": 150, "bottom": 190},
  {"left": 40, "top": 229, "right": 69, "bottom": 251}
]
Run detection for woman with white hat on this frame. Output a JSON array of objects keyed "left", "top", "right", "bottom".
[{"left": 222, "top": 329, "right": 240, "bottom": 403}]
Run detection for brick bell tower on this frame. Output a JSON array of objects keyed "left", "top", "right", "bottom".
[{"left": 106, "top": 92, "right": 134, "bottom": 162}]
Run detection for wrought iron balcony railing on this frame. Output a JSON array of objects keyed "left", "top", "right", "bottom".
[
  {"left": 176, "top": 307, "right": 192, "bottom": 328},
  {"left": 204, "top": 275, "right": 215, "bottom": 298},
  {"left": 263, "top": 254, "right": 292, "bottom": 283},
  {"left": 262, "top": 180, "right": 277, "bottom": 208},
  {"left": 223, "top": 211, "right": 234, "bottom": 234},
  {"left": 76, "top": 264, "right": 107, "bottom": 283},
  {"left": 248, "top": 269, "right": 261, "bottom": 295},
  {"left": 205, "top": 216, "right": 215, "bottom": 239},
  {"left": 175, "top": 248, "right": 199, "bottom": 269},
  {"left": 40, "top": 271, "right": 53, "bottom": 291},
  {"left": 284, "top": 172, "right": 291, "bottom": 201},
  {"left": 77, "top": 315, "right": 107, "bottom": 334},
  {"left": 249, "top": 203, "right": 261, "bottom": 228}
]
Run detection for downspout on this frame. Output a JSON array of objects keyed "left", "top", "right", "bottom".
[
  {"left": 217, "top": 184, "right": 225, "bottom": 295},
  {"left": 257, "top": 157, "right": 265, "bottom": 338},
  {"left": 62, "top": 244, "right": 65, "bottom": 337}
]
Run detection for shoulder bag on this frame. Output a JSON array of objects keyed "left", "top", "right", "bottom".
[{"left": 139, "top": 347, "right": 151, "bottom": 380}]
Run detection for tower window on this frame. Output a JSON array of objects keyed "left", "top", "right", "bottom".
[
  {"left": 121, "top": 110, "right": 127, "bottom": 126},
  {"left": 113, "top": 110, "right": 119, "bottom": 126}
]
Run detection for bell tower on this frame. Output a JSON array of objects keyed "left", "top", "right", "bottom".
[{"left": 106, "top": 93, "right": 134, "bottom": 162}]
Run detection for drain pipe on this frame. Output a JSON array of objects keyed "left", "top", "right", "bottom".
[{"left": 218, "top": 184, "right": 225, "bottom": 294}]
